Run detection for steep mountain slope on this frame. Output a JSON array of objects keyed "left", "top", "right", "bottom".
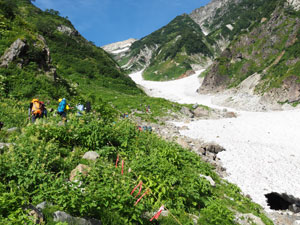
[
  {"left": 113, "top": 0, "right": 284, "bottom": 81},
  {"left": 199, "top": 0, "right": 300, "bottom": 106},
  {"left": 120, "top": 14, "right": 216, "bottom": 81},
  {"left": 0, "top": 0, "right": 139, "bottom": 102},
  {"left": 190, "top": 0, "right": 281, "bottom": 50}
]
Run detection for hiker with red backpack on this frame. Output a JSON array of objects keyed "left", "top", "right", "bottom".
[{"left": 29, "top": 99, "right": 43, "bottom": 123}]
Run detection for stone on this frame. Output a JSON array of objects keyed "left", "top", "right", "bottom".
[
  {"left": 70, "top": 164, "right": 91, "bottom": 182},
  {"left": 224, "top": 111, "right": 237, "bottom": 118},
  {"left": 199, "top": 174, "right": 216, "bottom": 187},
  {"left": 53, "top": 211, "right": 102, "bottom": 225},
  {"left": 180, "top": 107, "right": 193, "bottom": 118},
  {"left": 192, "top": 103, "right": 199, "bottom": 109},
  {"left": 202, "top": 142, "right": 225, "bottom": 154},
  {"left": 27, "top": 204, "right": 44, "bottom": 224},
  {"left": 36, "top": 201, "right": 52, "bottom": 211},
  {"left": 0, "top": 143, "right": 11, "bottom": 149},
  {"left": 193, "top": 107, "right": 210, "bottom": 117},
  {"left": 6, "top": 127, "right": 18, "bottom": 133},
  {"left": 176, "top": 137, "right": 190, "bottom": 149},
  {"left": 235, "top": 213, "right": 265, "bottom": 225},
  {"left": 57, "top": 25, "right": 79, "bottom": 36},
  {"left": 83, "top": 151, "right": 100, "bottom": 161},
  {"left": 0, "top": 39, "right": 27, "bottom": 68}
]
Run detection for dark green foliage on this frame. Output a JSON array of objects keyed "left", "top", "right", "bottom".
[
  {"left": 131, "top": 15, "right": 213, "bottom": 59},
  {"left": 0, "top": 108, "right": 272, "bottom": 224},
  {"left": 207, "top": 0, "right": 284, "bottom": 41},
  {"left": 0, "top": 0, "right": 17, "bottom": 19}
]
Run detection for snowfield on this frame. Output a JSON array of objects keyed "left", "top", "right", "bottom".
[{"left": 130, "top": 71, "right": 300, "bottom": 210}]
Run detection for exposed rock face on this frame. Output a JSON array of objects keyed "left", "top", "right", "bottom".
[
  {"left": 57, "top": 25, "right": 79, "bottom": 36},
  {"left": 190, "top": 0, "right": 230, "bottom": 30},
  {"left": 124, "top": 44, "right": 159, "bottom": 70},
  {"left": 0, "top": 35, "right": 54, "bottom": 71},
  {"left": 287, "top": 0, "right": 300, "bottom": 10},
  {"left": 0, "top": 39, "right": 27, "bottom": 67},
  {"left": 198, "top": 5, "right": 300, "bottom": 105},
  {"left": 198, "top": 50, "right": 231, "bottom": 94},
  {"left": 102, "top": 38, "right": 136, "bottom": 55}
]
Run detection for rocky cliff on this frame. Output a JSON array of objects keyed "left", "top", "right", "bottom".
[{"left": 199, "top": 2, "right": 300, "bottom": 107}]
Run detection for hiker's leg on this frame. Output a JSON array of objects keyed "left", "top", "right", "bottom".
[{"left": 31, "top": 115, "right": 37, "bottom": 123}]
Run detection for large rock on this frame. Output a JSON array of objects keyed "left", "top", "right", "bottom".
[
  {"left": 53, "top": 211, "right": 101, "bottom": 225},
  {"left": 202, "top": 142, "right": 225, "bottom": 154},
  {"left": 0, "top": 39, "right": 27, "bottom": 67},
  {"left": 70, "top": 164, "right": 91, "bottom": 182},
  {"left": 57, "top": 25, "right": 79, "bottom": 36},
  {"left": 193, "top": 107, "right": 210, "bottom": 117},
  {"left": 36, "top": 201, "right": 52, "bottom": 211},
  {"left": 83, "top": 151, "right": 99, "bottom": 161},
  {"left": 180, "top": 107, "right": 193, "bottom": 118}
]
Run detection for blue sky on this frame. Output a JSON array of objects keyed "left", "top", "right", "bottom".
[{"left": 33, "top": 0, "right": 211, "bottom": 47}]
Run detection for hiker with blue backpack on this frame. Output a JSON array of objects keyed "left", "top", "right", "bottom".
[{"left": 57, "top": 98, "right": 71, "bottom": 120}]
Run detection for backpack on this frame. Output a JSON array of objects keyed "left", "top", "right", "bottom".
[
  {"left": 58, "top": 99, "right": 67, "bottom": 113},
  {"left": 32, "top": 100, "right": 42, "bottom": 115}
]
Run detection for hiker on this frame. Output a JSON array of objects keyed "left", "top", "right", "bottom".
[
  {"left": 29, "top": 99, "right": 43, "bottom": 123},
  {"left": 40, "top": 101, "right": 48, "bottom": 118},
  {"left": 57, "top": 98, "right": 71, "bottom": 120},
  {"left": 0, "top": 121, "right": 3, "bottom": 130},
  {"left": 85, "top": 101, "right": 91, "bottom": 113}
]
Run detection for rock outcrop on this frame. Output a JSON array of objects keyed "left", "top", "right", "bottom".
[
  {"left": 57, "top": 25, "right": 79, "bottom": 36},
  {"left": 102, "top": 38, "right": 136, "bottom": 55},
  {"left": 0, "top": 39, "right": 27, "bottom": 67},
  {"left": 287, "top": 0, "right": 300, "bottom": 10}
]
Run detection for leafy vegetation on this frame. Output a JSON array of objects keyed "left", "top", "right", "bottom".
[
  {"left": 0, "top": 0, "right": 277, "bottom": 224},
  {"left": 0, "top": 106, "right": 273, "bottom": 224}
]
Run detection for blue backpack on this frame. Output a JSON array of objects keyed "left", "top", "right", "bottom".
[{"left": 58, "top": 99, "right": 67, "bottom": 113}]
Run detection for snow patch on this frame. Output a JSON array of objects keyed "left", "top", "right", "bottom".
[{"left": 129, "top": 70, "right": 300, "bottom": 211}]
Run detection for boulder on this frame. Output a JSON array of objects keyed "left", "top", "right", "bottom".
[
  {"left": 57, "top": 25, "right": 79, "bottom": 36},
  {"left": 83, "top": 151, "right": 100, "bottom": 161},
  {"left": 26, "top": 204, "right": 44, "bottom": 224},
  {"left": 70, "top": 164, "right": 91, "bottom": 182},
  {"left": 6, "top": 127, "right": 18, "bottom": 133},
  {"left": 235, "top": 213, "right": 265, "bottom": 225},
  {"left": 202, "top": 142, "right": 225, "bottom": 154},
  {"left": 192, "top": 103, "right": 199, "bottom": 109},
  {"left": 0, "top": 39, "right": 27, "bottom": 68},
  {"left": 224, "top": 111, "right": 237, "bottom": 118},
  {"left": 53, "top": 211, "right": 101, "bottom": 225},
  {"left": 193, "top": 107, "right": 210, "bottom": 117},
  {"left": 180, "top": 107, "right": 193, "bottom": 118},
  {"left": 199, "top": 174, "right": 216, "bottom": 187},
  {"left": 36, "top": 201, "right": 52, "bottom": 211}
]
